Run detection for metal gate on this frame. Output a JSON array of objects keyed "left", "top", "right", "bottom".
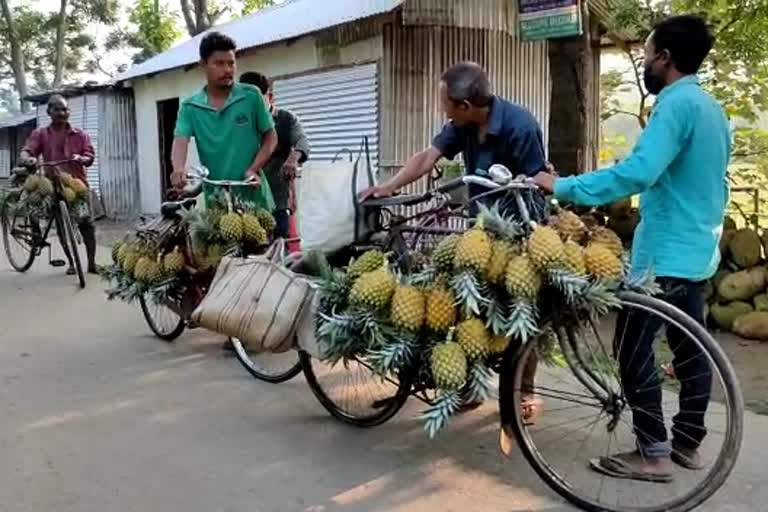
[{"left": 272, "top": 63, "right": 379, "bottom": 168}]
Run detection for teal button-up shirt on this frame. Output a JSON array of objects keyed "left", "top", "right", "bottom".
[{"left": 554, "top": 75, "right": 731, "bottom": 281}]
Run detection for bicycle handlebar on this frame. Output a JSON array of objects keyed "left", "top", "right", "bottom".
[{"left": 185, "top": 166, "right": 258, "bottom": 188}]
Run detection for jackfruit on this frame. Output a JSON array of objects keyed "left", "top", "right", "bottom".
[
  {"left": 717, "top": 267, "right": 767, "bottom": 301},
  {"left": 710, "top": 302, "right": 753, "bottom": 331},
  {"left": 733, "top": 312, "right": 768, "bottom": 340},
  {"left": 729, "top": 228, "right": 762, "bottom": 268}
]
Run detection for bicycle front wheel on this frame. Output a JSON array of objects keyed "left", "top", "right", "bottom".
[
  {"left": 139, "top": 294, "right": 185, "bottom": 342},
  {"left": 58, "top": 201, "right": 85, "bottom": 288},
  {"left": 502, "top": 291, "right": 743, "bottom": 512}
]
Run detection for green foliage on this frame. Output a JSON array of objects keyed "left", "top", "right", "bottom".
[
  {"left": 107, "top": 0, "right": 181, "bottom": 64},
  {"left": 241, "top": 0, "right": 274, "bottom": 16},
  {"left": 420, "top": 390, "right": 463, "bottom": 439}
]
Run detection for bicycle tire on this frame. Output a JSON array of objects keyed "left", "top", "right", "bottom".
[
  {"left": 232, "top": 337, "right": 302, "bottom": 383},
  {"left": 299, "top": 351, "right": 413, "bottom": 428},
  {"left": 58, "top": 200, "right": 85, "bottom": 288},
  {"left": 503, "top": 291, "right": 744, "bottom": 512},
  {"left": 139, "top": 294, "right": 185, "bottom": 342},
  {"left": 1, "top": 201, "right": 36, "bottom": 272}
]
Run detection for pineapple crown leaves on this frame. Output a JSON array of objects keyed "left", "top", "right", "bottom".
[
  {"left": 477, "top": 202, "right": 524, "bottom": 242},
  {"left": 577, "top": 280, "right": 622, "bottom": 316},
  {"left": 484, "top": 288, "right": 510, "bottom": 336},
  {"left": 450, "top": 270, "right": 491, "bottom": 317},
  {"left": 316, "top": 311, "right": 362, "bottom": 364},
  {"left": 405, "top": 265, "right": 438, "bottom": 288},
  {"left": 420, "top": 389, "right": 463, "bottom": 439},
  {"left": 620, "top": 266, "right": 662, "bottom": 296},
  {"left": 365, "top": 331, "right": 417, "bottom": 377},
  {"left": 463, "top": 362, "right": 496, "bottom": 404},
  {"left": 506, "top": 298, "right": 539, "bottom": 344},
  {"left": 547, "top": 268, "right": 590, "bottom": 305},
  {"left": 535, "top": 327, "right": 569, "bottom": 369}
]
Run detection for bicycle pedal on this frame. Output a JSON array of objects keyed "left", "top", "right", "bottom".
[{"left": 50, "top": 259, "right": 67, "bottom": 267}]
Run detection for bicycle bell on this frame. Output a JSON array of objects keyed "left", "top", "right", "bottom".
[{"left": 488, "top": 164, "right": 513, "bottom": 185}]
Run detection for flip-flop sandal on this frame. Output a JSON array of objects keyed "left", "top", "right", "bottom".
[
  {"left": 588, "top": 456, "right": 673, "bottom": 483},
  {"left": 671, "top": 450, "right": 706, "bottom": 470}
]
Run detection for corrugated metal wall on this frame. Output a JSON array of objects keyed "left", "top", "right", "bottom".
[
  {"left": 0, "top": 130, "right": 10, "bottom": 178},
  {"left": 379, "top": 22, "right": 551, "bottom": 185},
  {"left": 273, "top": 63, "right": 379, "bottom": 167},
  {"left": 402, "top": 0, "right": 515, "bottom": 33},
  {"left": 98, "top": 91, "right": 140, "bottom": 219},
  {"left": 35, "top": 94, "right": 101, "bottom": 194}
]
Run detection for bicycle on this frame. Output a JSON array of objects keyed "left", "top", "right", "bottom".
[
  {"left": 135, "top": 167, "right": 302, "bottom": 384},
  {"left": 1, "top": 159, "right": 86, "bottom": 288},
  {"left": 297, "top": 166, "right": 744, "bottom": 512}
]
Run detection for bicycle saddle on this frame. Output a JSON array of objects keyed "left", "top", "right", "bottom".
[{"left": 160, "top": 198, "right": 197, "bottom": 218}]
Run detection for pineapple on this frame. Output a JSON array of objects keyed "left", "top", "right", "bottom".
[
  {"left": 133, "top": 256, "right": 153, "bottom": 281},
  {"left": 584, "top": 244, "right": 623, "bottom": 281},
  {"left": 61, "top": 187, "right": 77, "bottom": 204},
  {"left": 163, "top": 247, "right": 186, "bottom": 274},
  {"left": 430, "top": 329, "right": 467, "bottom": 390},
  {"left": 255, "top": 207, "right": 277, "bottom": 232},
  {"left": 486, "top": 240, "right": 516, "bottom": 284},
  {"left": 349, "top": 264, "right": 396, "bottom": 311},
  {"left": 589, "top": 227, "right": 623, "bottom": 258},
  {"left": 425, "top": 285, "right": 457, "bottom": 332},
  {"left": 23, "top": 174, "right": 40, "bottom": 193},
  {"left": 348, "top": 249, "right": 386, "bottom": 279},
  {"left": 390, "top": 285, "right": 426, "bottom": 332},
  {"left": 37, "top": 176, "right": 54, "bottom": 197},
  {"left": 122, "top": 250, "right": 141, "bottom": 275},
  {"left": 456, "top": 317, "right": 490, "bottom": 362},
  {"left": 528, "top": 226, "right": 564, "bottom": 270},
  {"left": 205, "top": 244, "right": 224, "bottom": 269},
  {"left": 505, "top": 255, "right": 542, "bottom": 299},
  {"left": 562, "top": 240, "right": 587, "bottom": 275},
  {"left": 111, "top": 241, "right": 123, "bottom": 265},
  {"left": 489, "top": 335, "right": 511, "bottom": 355},
  {"left": 433, "top": 234, "right": 460, "bottom": 272},
  {"left": 219, "top": 213, "right": 244, "bottom": 243},
  {"left": 454, "top": 221, "right": 492, "bottom": 272},
  {"left": 241, "top": 213, "right": 267, "bottom": 245},
  {"left": 552, "top": 210, "right": 587, "bottom": 243},
  {"left": 71, "top": 178, "right": 88, "bottom": 197},
  {"left": 117, "top": 243, "right": 132, "bottom": 266}
]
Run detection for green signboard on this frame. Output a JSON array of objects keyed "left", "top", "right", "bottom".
[{"left": 519, "top": 0, "right": 583, "bottom": 41}]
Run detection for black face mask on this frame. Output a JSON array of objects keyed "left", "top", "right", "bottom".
[{"left": 643, "top": 54, "right": 666, "bottom": 95}]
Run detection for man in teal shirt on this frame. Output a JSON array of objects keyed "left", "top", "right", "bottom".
[
  {"left": 536, "top": 15, "right": 730, "bottom": 482},
  {"left": 171, "top": 31, "right": 276, "bottom": 211}
]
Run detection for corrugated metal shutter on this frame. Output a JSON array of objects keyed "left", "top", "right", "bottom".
[
  {"left": 35, "top": 94, "right": 101, "bottom": 195},
  {"left": 273, "top": 63, "right": 379, "bottom": 168},
  {"left": 98, "top": 91, "right": 140, "bottom": 218},
  {"left": 0, "top": 130, "right": 10, "bottom": 178}
]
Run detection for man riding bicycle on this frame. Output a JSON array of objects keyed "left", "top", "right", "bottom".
[
  {"left": 170, "top": 31, "right": 276, "bottom": 212},
  {"left": 359, "top": 61, "right": 548, "bottom": 433},
  {"left": 19, "top": 94, "right": 98, "bottom": 275},
  {"left": 535, "top": 15, "right": 729, "bottom": 482}
]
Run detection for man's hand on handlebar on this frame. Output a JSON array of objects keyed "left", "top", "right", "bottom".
[
  {"left": 533, "top": 162, "right": 558, "bottom": 194},
  {"left": 19, "top": 155, "right": 37, "bottom": 167},
  {"left": 245, "top": 168, "right": 262, "bottom": 187},
  {"left": 358, "top": 183, "right": 396, "bottom": 202},
  {"left": 170, "top": 169, "right": 187, "bottom": 190}
]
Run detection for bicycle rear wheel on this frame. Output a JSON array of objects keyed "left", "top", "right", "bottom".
[
  {"left": 57, "top": 200, "right": 85, "bottom": 288},
  {"left": 2, "top": 200, "right": 37, "bottom": 272},
  {"left": 232, "top": 337, "right": 302, "bottom": 383},
  {"left": 502, "top": 291, "right": 743, "bottom": 512},
  {"left": 300, "top": 351, "right": 412, "bottom": 427}
]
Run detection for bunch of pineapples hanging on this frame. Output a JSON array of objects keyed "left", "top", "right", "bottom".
[
  {"left": 58, "top": 173, "right": 91, "bottom": 222},
  {"left": 16, "top": 171, "right": 56, "bottom": 218},
  {"left": 312, "top": 201, "right": 640, "bottom": 438},
  {"left": 180, "top": 193, "right": 276, "bottom": 271}
]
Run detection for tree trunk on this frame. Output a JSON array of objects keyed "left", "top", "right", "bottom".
[
  {"left": 547, "top": 13, "right": 599, "bottom": 176},
  {"left": 53, "top": 0, "right": 68, "bottom": 88},
  {"left": 0, "top": 0, "right": 30, "bottom": 112}
]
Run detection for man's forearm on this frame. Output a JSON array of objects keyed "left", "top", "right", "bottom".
[
  {"left": 385, "top": 150, "right": 435, "bottom": 191},
  {"left": 171, "top": 138, "right": 189, "bottom": 174},
  {"left": 248, "top": 130, "right": 278, "bottom": 174}
]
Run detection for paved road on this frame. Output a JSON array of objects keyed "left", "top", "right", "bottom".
[{"left": 0, "top": 245, "right": 764, "bottom": 511}]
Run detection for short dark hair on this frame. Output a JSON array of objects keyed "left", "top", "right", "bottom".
[
  {"left": 199, "top": 31, "right": 236, "bottom": 61},
  {"left": 651, "top": 15, "right": 714, "bottom": 74},
  {"left": 240, "top": 72, "right": 271, "bottom": 95},
  {"left": 441, "top": 61, "right": 492, "bottom": 107}
]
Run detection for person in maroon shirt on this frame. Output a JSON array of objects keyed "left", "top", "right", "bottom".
[{"left": 20, "top": 95, "right": 98, "bottom": 274}]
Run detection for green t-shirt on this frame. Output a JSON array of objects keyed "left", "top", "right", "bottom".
[{"left": 174, "top": 83, "right": 275, "bottom": 210}]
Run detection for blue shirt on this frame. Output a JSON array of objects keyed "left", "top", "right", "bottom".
[
  {"left": 432, "top": 96, "right": 547, "bottom": 200},
  {"left": 554, "top": 75, "right": 731, "bottom": 281}
]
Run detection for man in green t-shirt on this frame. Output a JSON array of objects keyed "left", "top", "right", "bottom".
[{"left": 170, "top": 31, "right": 277, "bottom": 211}]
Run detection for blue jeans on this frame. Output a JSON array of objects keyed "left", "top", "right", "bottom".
[
  {"left": 614, "top": 277, "right": 711, "bottom": 457},
  {"left": 273, "top": 208, "right": 290, "bottom": 240}
]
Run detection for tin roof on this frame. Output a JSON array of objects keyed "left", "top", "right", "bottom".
[
  {"left": 116, "top": 0, "right": 404, "bottom": 82},
  {"left": 0, "top": 112, "right": 36, "bottom": 130}
]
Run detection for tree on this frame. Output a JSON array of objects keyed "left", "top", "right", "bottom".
[
  {"left": 241, "top": 0, "right": 273, "bottom": 16},
  {"left": 179, "top": 0, "right": 226, "bottom": 36},
  {"left": 0, "top": 0, "right": 30, "bottom": 112},
  {"left": 107, "top": 0, "right": 181, "bottom": 65}
]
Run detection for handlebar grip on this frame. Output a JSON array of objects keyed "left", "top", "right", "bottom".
[{"left": 434, "top": 177, "right": 465, "bottom": 194}]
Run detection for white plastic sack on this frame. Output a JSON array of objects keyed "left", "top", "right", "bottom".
[
  {"left": 295, "top": 159, "right": 375, "bottom": 254},
  {"left": 296, "top": 286, "right": 323, "bottom": 359}
]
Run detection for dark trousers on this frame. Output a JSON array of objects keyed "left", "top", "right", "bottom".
[
  {"left": 614, "top": 277, "right": 711, "bottom": 454},
  {"left": 273, "top": 208, "right": 291, "bottom": 240},
  {"left": 55, "top": 215, "right": 96, "bottom": 269}
]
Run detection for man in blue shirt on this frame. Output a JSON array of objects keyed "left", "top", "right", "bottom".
[
  {"left": 535, "top": 15, "right": 729, "bottom": 482},
  {"left": 360, "top": 62, "right": 549, "bottom": 416}
]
